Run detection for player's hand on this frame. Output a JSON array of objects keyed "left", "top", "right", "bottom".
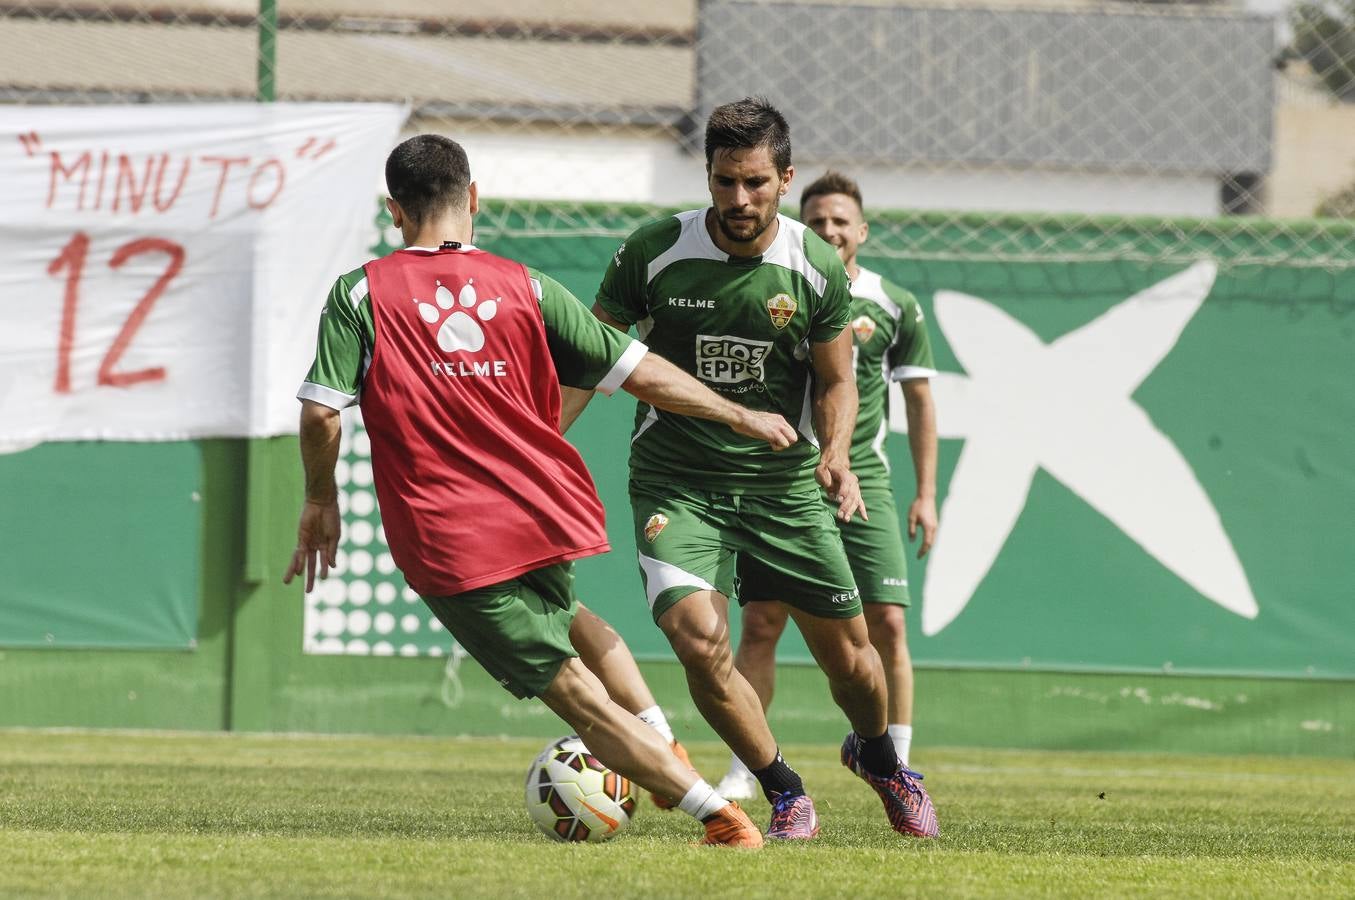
[
  {"left": 907, "top": 494, "right": 938, "bottom": 559},
  {"left": 283, "top": 498, "right": 341, "bottom": 593},
  {"left": 733, "top": 409, "right": 798, "bottom": 451},
  {"left": 816, "top": 457, "right": 867, "bottom": 522}
]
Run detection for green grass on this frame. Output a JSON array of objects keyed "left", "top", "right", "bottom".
[{"left": 1, "top": 730, "right": 1352, "bottom": 899}]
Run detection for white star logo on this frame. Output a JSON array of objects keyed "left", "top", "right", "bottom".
[{"left": 894, "top": 261, "right": 1258, "bottom": 636}]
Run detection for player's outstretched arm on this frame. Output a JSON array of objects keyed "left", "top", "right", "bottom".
[
  {"left": 559, "top": 385, "right": 594, "bottom": 434},
  {"left": 809, "top": 328, "right": 866, "bottom": 522},
  {"left": 901, "top": 378, "right": 939, "bottom": 558},
  {"left": 622, "top": 352, "right": 798, "bottom": 450},
  {"left": 553, "top": 300, "right": 633, "bottom": 435},
  {"left": 283, "top": 400, "right": 343, "bottom": 592},
  {"left": 591, "top": 301, "right": 629, "bottom": 332}
]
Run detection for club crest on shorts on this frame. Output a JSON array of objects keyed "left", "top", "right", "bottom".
[
  {"left": 852, "top": 314, "right": 877, "bottom": 344},
  {"left": 766, "top": 293, "right": 797, "bottom": 330},
  {"left": 643, "top": 513, "right": 669, "bottom": 543}
]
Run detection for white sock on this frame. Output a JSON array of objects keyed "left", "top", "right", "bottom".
[
  {"left": 727, "top": 753, "right": 754, "bottom": 779},
  {"left": 889, "top": 724, "right": 913, "bottom": 767},
  {"left": 636, "top": 705, "right": 675, "bottom": 744},
  {"left": 677, "top": 779, "right": 729, "bottom": 821}
]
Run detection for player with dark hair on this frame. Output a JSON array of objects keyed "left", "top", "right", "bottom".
[
  {"left": 574, "top": 99, "right": 939, "bottom": 839},
  {"left": 717, "top": 169, "right": 939, "bottom": 798},
  {"left": 388, "top": 136, "right": 698, "bottom": 812},
  {"left": 284, "top": 133, "right": 802, "bottom": 848}
]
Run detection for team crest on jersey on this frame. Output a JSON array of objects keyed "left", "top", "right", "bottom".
[
  {"left": 643, "top": 514, "right": 669, "bottom": 543},
  {"left": 766, "top": 293, "right": 797, "bottom": 330},
  {"left": 852, "top": 315, "right": 877, "bottom": 344}
]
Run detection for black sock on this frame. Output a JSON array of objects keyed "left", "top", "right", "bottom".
[
  {"left": 857, "top": 731, "right": 898, "bottom": 779},
  {"left": 750, "top": 749, "right": 804, "bottom": 803}
]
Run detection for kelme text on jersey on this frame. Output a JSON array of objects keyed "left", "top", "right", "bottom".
[
  {"left": 430, "top": 359, "right": 509, "bottom": 378},
  {"left": 668, "top": 297, "right": 717, "bottom": 309}
]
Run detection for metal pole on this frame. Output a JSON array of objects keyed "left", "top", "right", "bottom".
[
  {"left": 239, "top": 2, "right": 280, "bottom": 729},
  {"left": 257, "top": 0, "right": 277, "bottom": 102}
]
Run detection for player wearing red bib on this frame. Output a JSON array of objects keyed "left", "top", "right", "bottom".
[{"left": 284, "top": 135, "right": 799, "bottom": 847}]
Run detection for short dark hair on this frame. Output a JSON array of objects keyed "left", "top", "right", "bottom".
[
  {"left": 385, "top": 134, "right": 472, "bottom": 225},
  {"left": 704, "top": 97, "right": 792, "bottom": 173},
  {"left": 800, "top": 170, "right": 863, "bottom": 214}
]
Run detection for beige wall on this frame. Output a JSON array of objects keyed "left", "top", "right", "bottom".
[
  {"left": 1269, "top": 85, "right": 1355, "bottom": 218},
  {"left": 72, "top": 0, "right": 696, "bottom": 31}
]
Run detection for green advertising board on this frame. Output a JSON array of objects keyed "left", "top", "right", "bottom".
[
  {"left": 866, "top": 255, "right": 1354, "bottom": 679},
  {"left": 298, "top": 207, "right": 1355, "bottom": 682},
  {"left": 0, "top": 441, "right": 201, "bottom": 649},
  {"left": 5, "top": 204, "right": 1351, "bottom": 686}
]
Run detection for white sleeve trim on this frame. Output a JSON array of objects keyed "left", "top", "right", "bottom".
[
  {"left": 297, "top": 382, "right": 358, "bottom": 410},
  {"left": 595, "top": 340, "right": 648, "bottom": 396},
  {"left": 889, "top": 365, "right": 937, "bottom": 383},
  {"left": 349, "top": 277, "right": 369, "bottom": 309}
]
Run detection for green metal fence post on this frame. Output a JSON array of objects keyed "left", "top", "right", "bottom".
[
  {"left": 230, "top": 0, "right": 283, "bottom": 732},
  {"left": 257, "top": 0, "right": 277, "bottom": 103}
]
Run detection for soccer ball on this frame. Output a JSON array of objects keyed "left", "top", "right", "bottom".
[{"left": 525, "top": 735, "right": 637, "bottom": 842}]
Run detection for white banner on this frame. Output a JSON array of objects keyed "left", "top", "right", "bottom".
[{"left": 0, "top": 103, "right": 407, "bottom": 444}]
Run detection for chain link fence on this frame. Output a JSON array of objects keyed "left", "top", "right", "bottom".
[
  {"left": 5, "top": 0, "right": 1355, "bottom": 270},
  {"left": 7, "top": 1, "right": 1349, "bottom": 662}
]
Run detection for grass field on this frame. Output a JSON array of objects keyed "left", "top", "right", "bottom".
[{"left": 1, "top": 730, "right": 1352, "bottom": 899}]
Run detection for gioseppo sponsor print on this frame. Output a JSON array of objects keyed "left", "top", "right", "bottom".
[{"left": 695, "top": 334, "right": 772, "bottom": 385}]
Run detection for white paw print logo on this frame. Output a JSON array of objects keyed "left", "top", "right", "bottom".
[{"left": 416, "top": 279, "right": 499, "bottom": 353}]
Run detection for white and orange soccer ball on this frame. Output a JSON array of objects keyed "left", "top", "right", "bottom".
[{"left": 525, "top": 735, "right": 637, "bottom": 842}]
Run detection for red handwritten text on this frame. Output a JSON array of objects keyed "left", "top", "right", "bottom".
[
  {"left": 47, "top": 231, "right": 186, "bottom": 393},
  {"left": 42, "top": 139, "right": 329, "bottom": 219}
]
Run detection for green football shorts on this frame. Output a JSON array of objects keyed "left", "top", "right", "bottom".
[
  {"left": 630, "top": 480, "right": 861, "bottom": 622},
  {"left": 421, "top": 562, "right": 579, "bottom": 700},
  {"left": 831, "top": 482, "right": 912, "bottom": 607},
  {"left": 739, "top": 481, "right": 911, "bottom": 607}
]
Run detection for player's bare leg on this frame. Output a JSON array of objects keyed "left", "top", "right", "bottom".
[
  {"left": 570, "top": 604, "right": 657, "bottom": 712},
  {"left": 658, "top": 591, "right": 778, "bottom": 769},
  {"left": 539, "top": 656, "right": 761, "bottom": 847},
  {"left": 733, "top": 601, "right": 788, "bottom": 710},
  {"left": 660, "top": 591, "right": 818, "bottom": 839},
  {"left": 540, "top": 657, "right": 694, "bottom": 797},
  {"left": 793, "top": 609, "right": 938, "bottom": 838},
  {"left": 718, "top": 601, "right": 791, "bottom": 799},
  {"left": 788, "top": 608, "right": 888, "bottom": 736},
  {"left": 863, "top": 603, "right": 914, "bottom": 765},
  {"left": 570, "top": 603, "right": 697, "bottom": 809}
]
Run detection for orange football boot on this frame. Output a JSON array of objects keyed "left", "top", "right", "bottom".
[{"left": 698, "top": 802, "right": 764, "bottom": 848}]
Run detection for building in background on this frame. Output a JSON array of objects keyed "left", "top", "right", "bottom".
[{"left": 2, "top": 0, "right": 1352, "bottom": 223}]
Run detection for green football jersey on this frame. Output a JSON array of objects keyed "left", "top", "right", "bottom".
[
  {"left": 597, "top": 209, "right": 852, "bottom": 494},
  {"left": 846, "top": 266, "right": 936, "bottom": 483},
  {"left": 299, "top": 249, "right": 638, "bottom": 410}
]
